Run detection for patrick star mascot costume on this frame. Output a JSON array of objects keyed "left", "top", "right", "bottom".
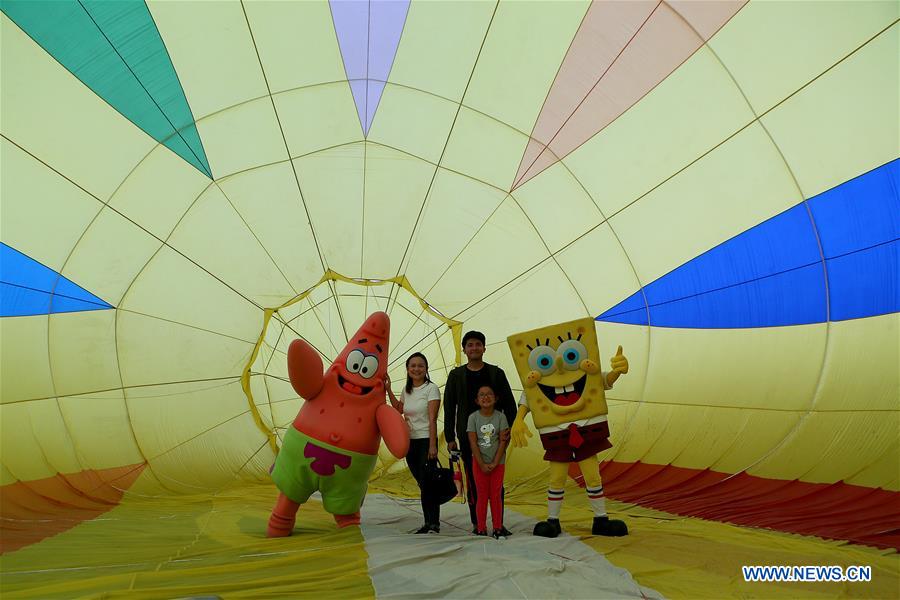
[{"left": 267, "top": 311, "right": 409, "bottom": 535}]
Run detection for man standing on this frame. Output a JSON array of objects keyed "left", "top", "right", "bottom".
[{"left": 444, "top": 331, "right": 517, "bottom": 532}]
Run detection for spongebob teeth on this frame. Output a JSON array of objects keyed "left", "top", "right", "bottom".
[
  {"left": 554, "top": 386, "right": 565, "bottom": 395},
  {"left": 564, "top": 384, "right": 575, "bottom": 393}
]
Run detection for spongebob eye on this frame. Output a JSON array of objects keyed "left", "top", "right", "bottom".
[
  {"left": 528, "top": 346, "right": 556, "bottom": 375},
  {"left": 346, "top": 349, "right": 364, "bottom": 374},
  {"left": 359, "top": 355, "right": 379, "bottom": 379},
  {"left": 557, "top": 340, "right": 587, "bottom": 370}
]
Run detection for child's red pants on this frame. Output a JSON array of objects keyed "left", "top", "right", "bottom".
[{"left": 471, "top": 460, "right": 505, "bottom": 532}]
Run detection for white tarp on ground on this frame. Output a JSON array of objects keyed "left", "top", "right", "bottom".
[{"left": 360, "top": 494, "right": 663, "bottom": 599}]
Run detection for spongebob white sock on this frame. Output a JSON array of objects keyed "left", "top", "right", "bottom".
[
  {"left": 547, "top": 489, "right": 564, "bottom": 519},
  {"left": 586, "top": 485, "right": 607, "bottom": 517}
]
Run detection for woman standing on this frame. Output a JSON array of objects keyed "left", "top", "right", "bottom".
[{"left": 386, "top": 353, "right": 442, "bottom": 533}]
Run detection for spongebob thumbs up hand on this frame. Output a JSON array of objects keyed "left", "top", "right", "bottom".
[{"left": 604, "top": 345, "right": 629, "bottom": 388}]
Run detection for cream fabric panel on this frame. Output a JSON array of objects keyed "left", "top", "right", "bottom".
[
  {"left": 242, "top": 0, "right": 345, "bottom": 94},
  {"left": 710, "top": 0, "right": 897, "bottom": 114},
  {"left": 1, "top": 15, "right": 155, "bottom": 202},
  {"left": 58, "top": 390, "right": 144, "bottom": 470},
  {"left": 1, "top": 317, "right": 53, "bottom": 404},
  {"left": 390, "top": 0, "right": 495, "bottom": 102},
  {"left": 195, "top": 99, "right": 287, "bottom": 179},
  {"left": 512, "top": 161, "right": 605, "bottom": 254},
  {"left": 1, "top": 400, "right": 60, "bottom": 480},
  {"left": 367, "top": 86, "right": 458, "bottom": 164},
  {"left": 441, "top": 107, "right": 527, "bottom": 190},
  {"left": 609, "top": 122, "right": 801, "bottom": 286},
  {"left": 404, "top": 168, "right": 508, "bottom": 292},
  {"left": 108, "top": 146, "right": 212, "bottom": 240},
  {"left": 565, "top": 44, "right": 755, "bottom": 218},
  {"left": 464, "top": 0, "right": 588, "bottom": 133},
  {"left": 275, "top": 83, "right": 362, "bottom": 158},
  {"left": 762, "top": 24, "right": 899, "bottom": 198},
  {"left": 148, "top": 0, "right": 268, "bottom": 119},
  {"left": 48, "top": 311, "right": 119, "bottom": 398}
]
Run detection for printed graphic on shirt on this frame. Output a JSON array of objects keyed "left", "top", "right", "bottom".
[{"left": 479, "top": 423, "right": 495, "bottom": 448}]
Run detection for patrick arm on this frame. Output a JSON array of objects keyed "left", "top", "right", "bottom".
[
  {"left": 287, "top": 339, "right": 324, "bottom": 400},
  {"left": 376, "top": 404, "right": 410, "bottom": 458}
]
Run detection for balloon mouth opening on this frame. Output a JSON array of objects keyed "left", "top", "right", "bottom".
[
  {"left": 338, "top": 375, "right": 372, "bottom": 395},
  {"left": 538, "top": 375, "right": 586, "bottom": 406}
]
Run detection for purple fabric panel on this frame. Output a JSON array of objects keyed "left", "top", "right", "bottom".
[
  {"left": 369, "top": 0, "right": 409, "bottom": 80},
  {"left": 365, "top": 79, "right": 387, "bottom": 130},
  {"left": 330, "top": 0, "right": 369, "bottom": 80},
  {"left": 349, "top": 78, "right": 369, "bottom": 130}
]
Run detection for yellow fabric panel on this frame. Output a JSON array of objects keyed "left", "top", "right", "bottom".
[
  {"left": 194, "top": 98, "right": 286, "bottom": 179},
  {"left": 293, "top": 145, "right": 366, "bottom": 276},
  {"left": 507, "top": 492, "right": 900, "bottom": 600},
  {"left": 710, "top": 0, "right": 897, "bottom": 114},
  {"left": 148, "top": 0, "right": 267, "bottom": 119},
  {"left": 0, "top": 462, "right": 18, "bottom": 486},
  {"left": 565, "top": 44, "right": 755, "bottom": 218},
  {"left": 116, "top": 312, "right": 253, "bottom": 387},
  {"left": 58, "top": 390, "right": 145, "bottom": 471},
  {"left": 390, "top": 0, "right": 494, "bottom": 102},
  {"left": 47, "top": 311, "right": 119, "bottom": 398},
  {"left": 816, "top": 314, "right": 899, "bottom": 411},
  {"left": 556, "top": 225, "right": 645, "bottom": 316},
  {"left": 265, "top": 378, "right": 301, "bottom": 430},
  {"left": 121, "top": 246, "right": 261, "bottom": 342},
  {"left": 848, "top": 441, "right": 900, "bottom": 490},
  {"left": 1, "top": 316, "right": 53, "bottom": 404},
  {"left": 761, "top": 24, "right": 899, "bottom": 199},
  {"left": 426, "top": 197, "right": 550, "bottom": 314},
  {"left": 367, "top": 86, "right": 458, "bottom": 164},
  {"left": 14, "top": 398, "right": 83, "bottom": 475},
  {"left": 242, "top": 0, "right": 346, "bottom": 94},
  {"left": 751, "top": 412, "right": 899, "bottom": 490},
  {"left": 168, "top": 187, "right": 297, "bottom": 305},
  {"left": 454, "top": 260, "right": 587, "bottom": 337},
  {"left": 0, "top": 485, "right": 375, "bottom": 599},
  {"left": 358, "top": 146, "right": 435, "bottom": 277},
  {"left": 247, "top": 374, "right": 275, "bottom": 432},
  {"left": 275, "top": 83, "right": 363, "bottom": 157},
  {"left": 464, "top": 0, "right": 588, "bottom": 133},
  {"left": 218, "top": 163, "right": 326, "bottom": 294},
  {"left": 441, "top": 107, "right": 526, "bottom": 190},
  {"left": 0, "top": 140, "right": 101, "bottom": 271},
  {"left": 0, "top": 401, "right": 58, "bottom": 481},
  {"left": 107, "top": 145, "right": 213, "bottom": 240},
  {"left": 278, "top": 302, "right": 340, "bottom": 360},
  {"left": 62, "top": 209, "right": 161, "bottom": 308},
  {"left": 513, "top": 161, "right": 604, "bottom": 254},
  {"left": 609, "top": 122, "right": 801, "bottom": 285},
  {"left": 0, "top": 16, "right": 155, "bottom": 202},
  {"left": 642, "top": 325, "right": 826, "bottom": 411},
  {"left": 403, "top": 168, "right": 508, "bottom": 292}
]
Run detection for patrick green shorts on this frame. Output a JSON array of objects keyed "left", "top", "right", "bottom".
[{"left": 271, "top": 427, "right": 377, "bottom": 515}]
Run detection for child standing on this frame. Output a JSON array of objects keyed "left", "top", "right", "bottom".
[{"left": 466, "top": 385, "right": 512, "bottom": 539}]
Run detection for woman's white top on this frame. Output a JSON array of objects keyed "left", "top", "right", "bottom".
[{"left": 401, "top": 381, "right": 441, "bottom": 439}]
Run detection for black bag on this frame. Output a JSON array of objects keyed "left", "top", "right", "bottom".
[{"left": 422, "top": 458, "right": 458, "bottom": 505}]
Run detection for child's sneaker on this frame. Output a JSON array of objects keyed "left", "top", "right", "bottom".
[
  {"left": 491, "top": 529, "right": 506, "bottom": 540},
  {"left": 494, "top": 526, "right": 512, "bottom": 538},
  {"left": 474, "top": 529, "right": 488, "bottom": 536}
]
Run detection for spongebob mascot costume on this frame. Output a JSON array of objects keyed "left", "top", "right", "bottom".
[{"left": 508, "top": 317, "right": 629, "bottom": 537}]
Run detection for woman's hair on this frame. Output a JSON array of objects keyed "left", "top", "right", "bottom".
[{"left": 405, "top": 352, "right": 431, "bottom": 394}]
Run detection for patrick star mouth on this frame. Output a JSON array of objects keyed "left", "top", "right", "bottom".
[
  {"left": 338, "top": 375, "right": 373, "bottom": 395},
  {"left": 538, "top": 375, "right": 587, "bottom": 406}
]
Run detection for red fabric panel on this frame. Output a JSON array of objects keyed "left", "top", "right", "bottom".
[
  {"left": 0, "top": 464, "right": 145, "bottom": 554},
  {"left": 590, "top": 460, "right": 900, "bottom": 550}
]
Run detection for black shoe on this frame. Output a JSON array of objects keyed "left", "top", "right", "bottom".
[
  {"left": 494, "top": 526, "right": 512, "bottom": 537},
  {"left": 592, "top": 516, "right": 628, "bottom": 537},
  {"left": 492, "top": 529, "right": 508, "bottom": 540},
  {"left": 533, "top": 518, "right": 562, "bottom": 538},
  {"left": 474, "top": 529, "right": 488, "bottom": 536},
  {"left": 414, "top": 523, "right": 440, "bottom": 534}
]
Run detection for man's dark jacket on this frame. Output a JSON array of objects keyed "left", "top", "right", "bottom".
[{"left": 443, "top": 363, "right": 517, "bottom": 446}]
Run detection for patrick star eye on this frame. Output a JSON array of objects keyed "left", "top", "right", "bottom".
[
  {"left": 528, "top": 346, "right": 556, "bottom": 375},
  {"left": 557, "top": 340, "right": 587, "bottom": 370},
  {"left": 359, "top": 355, "right": 379, "bottom": 379},
  {"left": 346, "top": 349, "right": 364, "bottom": 374}
]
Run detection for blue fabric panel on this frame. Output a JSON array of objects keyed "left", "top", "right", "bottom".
[
  {"left": 597, "top": 160, "right": 898, "bottom": 328},
  {"left": 0, "top": 243, "right": 112, "bottom": 317},
  {"left": 1, "top": 0, "right": 211, "bottom": 178},
  {"left": 826, "top": 240, "right": 899, "bottom": 321},
  {"left": 596, "top": 291, "right": 648, "bottom": 325}
]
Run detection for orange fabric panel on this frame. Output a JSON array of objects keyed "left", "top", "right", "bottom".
[{"left": 0, "top": 464, "right": 145, "bottom": 554}]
